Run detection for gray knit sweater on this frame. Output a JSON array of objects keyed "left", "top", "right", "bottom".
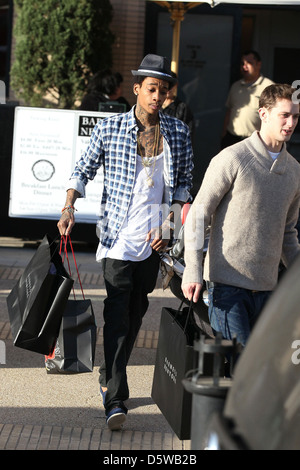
[{"left": 183, "top": 131, "right": 300, "bottom": 291}]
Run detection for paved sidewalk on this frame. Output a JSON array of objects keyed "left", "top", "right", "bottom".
[{"left": 0, "top": 238, "right": 191, "bottom": 451}]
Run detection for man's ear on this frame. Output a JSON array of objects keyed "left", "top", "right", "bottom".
[
  {"left": 259, "top": 106, "right": 269, "bottom": 123},
  {"left": 133, "top": 83, "right": 139, "bottom": 96}
]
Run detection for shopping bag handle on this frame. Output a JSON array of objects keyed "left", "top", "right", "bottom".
[
  {"left": 174, "top": 299, "right": 193, "bottom": 333},
  {"left": 60, "top": 235, "right": 85, "bottom": 300},
  {"left": 183, "top": 301, "right": 193, "bottom": 333}
]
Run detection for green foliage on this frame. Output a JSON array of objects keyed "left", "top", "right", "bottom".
[{"left": 11, "top": 0, "right": 114, "bottom": 108}]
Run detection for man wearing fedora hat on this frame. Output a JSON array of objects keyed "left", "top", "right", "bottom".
[{"left": 57, "top": 54, "right": 194, "bottom": 430}]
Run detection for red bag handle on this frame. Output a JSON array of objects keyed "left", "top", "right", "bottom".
[
  {"left": 60, "top": 235, "right": 85, "bottom": 300},
  {"left": 46, "top": 235, "right": 85, "bottom": 361}
]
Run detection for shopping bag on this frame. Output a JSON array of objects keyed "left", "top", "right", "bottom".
[
  {"left": 45, "top": 298, "right": 97, "bottom": 374},
  {"left": 151, "top": 303, "right": 202, "bottom": 440},
  {"left": 6, "top": 234, "right": 73, "bottom": 355},
  {"left": 45, "top": 235, "right": 97, "bottom": 373}
]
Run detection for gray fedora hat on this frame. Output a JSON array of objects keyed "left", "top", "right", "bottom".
[{"left": 131, "top": 54, "right": 177, "bottom": 86}]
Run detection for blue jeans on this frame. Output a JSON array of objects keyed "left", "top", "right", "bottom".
[{"left": 207, "top": 282, "right": 272, "bottom": 347}]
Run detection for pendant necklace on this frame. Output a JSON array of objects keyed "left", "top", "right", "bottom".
[{"left": 137, "top": 123, "right": 160, "bottom": 188}]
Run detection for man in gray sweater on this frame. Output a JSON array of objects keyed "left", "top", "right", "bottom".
[{"left": 182, "top": 83, "right": 300, "bottom": 346}]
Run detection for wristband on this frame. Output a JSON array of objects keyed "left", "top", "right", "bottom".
[{"left": 61, "top": 204, "right": 77, "bottom": 215}]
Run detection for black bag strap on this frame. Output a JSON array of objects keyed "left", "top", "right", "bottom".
[
  {"left": 173, "top": 299, "right": 193, "bottom": 333},
  {"left": 183, "top": 301, "right": 193, "bottom": 333},
  {"left": 45, "top": 233, "right": 63, "bottom": 261},
  {"left": 174, "top": 299, "right": 206, "bottom": 335}
]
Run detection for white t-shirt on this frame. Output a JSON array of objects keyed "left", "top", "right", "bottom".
[{"left": 97, "top": 152, "right": 164, "bottom": 261}]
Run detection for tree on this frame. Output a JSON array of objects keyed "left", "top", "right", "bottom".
[{"left": 11, "top": 0, "right": 115, "bottom": 109}]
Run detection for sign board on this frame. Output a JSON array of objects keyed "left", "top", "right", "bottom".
[{"left": 9, "top": 107, "right": 114, "bottom": 223}]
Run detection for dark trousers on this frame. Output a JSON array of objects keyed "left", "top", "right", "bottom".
[{"left": 99, "top": 250, "right": 160, "bottom": 414}]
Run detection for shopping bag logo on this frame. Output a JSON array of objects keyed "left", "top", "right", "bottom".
[
  {"left": 164, "top": 356, "right": 178, "bottom": 384},
  {"left": 25, "top": 274, "right": 33, "bottom": 299},
  {"left": 53, "top": 340, "right": 62, "bottom": 359}
]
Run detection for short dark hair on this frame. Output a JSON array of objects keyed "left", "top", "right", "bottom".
[
  {"left": 242, "top": 50, "right": 261, "bottom": 62},
  {"left": 259, "top": 83, "right": 296, "bottom": 109}
]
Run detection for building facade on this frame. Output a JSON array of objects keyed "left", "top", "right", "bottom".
[{"left": 1, "top": 0, "right": 300, "bottom": 188}]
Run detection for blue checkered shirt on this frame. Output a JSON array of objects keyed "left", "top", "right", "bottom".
[{"left": 69, "top": 106, "right": 194, "bottom": 248}]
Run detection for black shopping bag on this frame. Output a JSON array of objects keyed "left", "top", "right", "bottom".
[
  {"left": 6, "top": 234, "right": 74, "bottom": 355},
  {"left": 45, "top": 298, "right": 97, "bottom": 374},
  {"left": 151, "top": 303, "right": 201, "bottom": 440},
  {"left": 45, "top": 235, "right": 97, "bottom": 374}
]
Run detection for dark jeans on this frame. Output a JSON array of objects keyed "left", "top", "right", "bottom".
[
  {"left": 207, "top": 282, "right": 272, "bottom": 347},
  {"left": 99, "top": 250, "right": 160, "bottom": 414}
]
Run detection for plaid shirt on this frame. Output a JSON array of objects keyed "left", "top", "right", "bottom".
[{"left": 69, "top": 106, "right": 194, "bottom": 248}]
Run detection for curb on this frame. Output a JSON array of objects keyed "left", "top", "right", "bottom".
[{"left": 0, "top": 423, "right": 189, "bottom": 451}]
